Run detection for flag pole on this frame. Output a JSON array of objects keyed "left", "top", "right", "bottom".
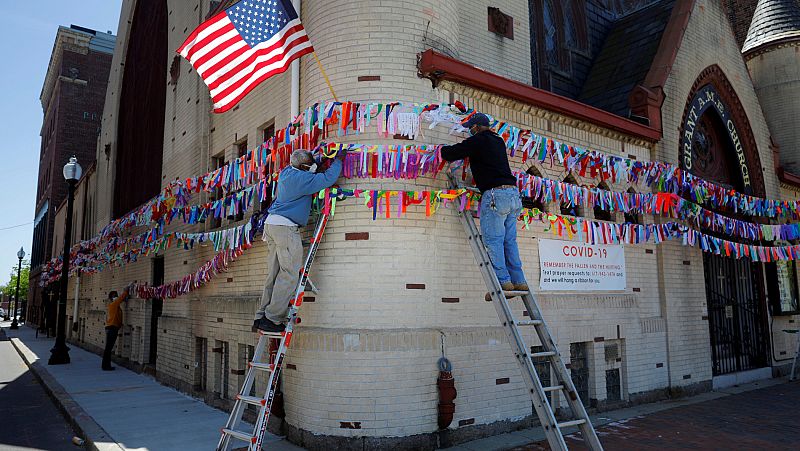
[
  {"left": 313, "top": 51, "right": 339, "bottom": 102},
  {"left": 290, "top": 0, "right": 302, "bottom": 119}
]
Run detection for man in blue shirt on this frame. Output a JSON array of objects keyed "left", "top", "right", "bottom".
[{"left": 253, "top": 149, "right": 344, "bottom": 333}]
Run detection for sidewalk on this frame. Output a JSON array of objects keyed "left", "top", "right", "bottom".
[
  {"left": 2, "top": 321, "right": 301, "bottom": 451},
  {"left": 4, "top": 321, "right": 796, "bottom": 451},
  {"left": 442, "top": 375, "right": 791, "bottom": 451}
]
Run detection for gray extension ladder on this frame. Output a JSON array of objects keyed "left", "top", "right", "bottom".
[
  {"left": 449, "top": 173, "right": 603, "bottom": 451},
  {"left": 217, "top": 211, "right": 331, "bottom": 451}
]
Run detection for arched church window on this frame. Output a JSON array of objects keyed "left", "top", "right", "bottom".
[
  {"left": 564, "top": 0, "right": 588, "bottom": 52},
  {"left": 543, "top": 0, "right": 560, "bottom": 68}
]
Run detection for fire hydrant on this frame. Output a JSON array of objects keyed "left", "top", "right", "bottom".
[{"left": 437, "top": 357, "right": 457, "bottom": 429}]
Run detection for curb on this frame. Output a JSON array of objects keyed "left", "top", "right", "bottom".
[{"left": 9, "top": 333, "right": 126, "bottom": 451}]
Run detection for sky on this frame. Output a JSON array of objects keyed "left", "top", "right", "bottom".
[{"left": 0, "top": 1, "right": 122, "bottom": 287}]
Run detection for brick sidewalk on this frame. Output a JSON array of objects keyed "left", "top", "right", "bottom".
[{"left": 513, "top": 380, "right": 800, "bottom": 451}]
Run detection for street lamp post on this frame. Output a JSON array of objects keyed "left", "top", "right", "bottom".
[
  {"left": 49, "top": 156, "right": 81, "bottom": 365},
  {"left": 9, "top": 247, "right": 25, "bottom": 330}
]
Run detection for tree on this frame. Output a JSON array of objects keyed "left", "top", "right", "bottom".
[{"left": 2, "top": 262, "right": 30, "bottom": 301}]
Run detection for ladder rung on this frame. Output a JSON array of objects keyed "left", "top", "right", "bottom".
[
  {"left": 557, "top": 419, "right": 586, "bottom": 428},
  {"left": 237, "top": 395, "right": 266, "bottom": 406},
  {"left": 530, "top": 351, "right": 556, "bottom": 359},
  {"left": 249, "top": 362, "right": 275, "bottom": 371},
  {"left": 543, "top": 384, "right": 564, "bottom": 393},
  {"left": 516, "top": 319, "right": 542, "bottom": 326},
  {"left": 504, "top": 290, "right": 528, "bottom": 298},
  {"left": 258, "top": 330, "right": 285, "bottom": 337},
  {"left": 222, "top": 428, "right": 255, "bottom": 443}
]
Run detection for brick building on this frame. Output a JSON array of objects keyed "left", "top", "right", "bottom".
[
  {"left": 29, "top": 25, "right": 114, "bottom": 330},
  {"left": 44, "top": 0, "right": 800, "bottom": 449}
]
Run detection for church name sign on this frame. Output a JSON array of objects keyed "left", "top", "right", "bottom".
[{"left": 681, "top": 84, "right": 751, "bottom": 192}]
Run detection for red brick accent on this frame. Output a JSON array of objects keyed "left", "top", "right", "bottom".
[
  {"left": 496, "top": 377, "right": 510, "bottom": 385},
  {"left": 441, "top": 297, "right": 460, "bottom": 303},
  {"left": 357, "top": 75, "right": 381, "bottom": 82},
  {"left": 458, "top": 418, "right": 475, "bottom": 426},
  {"left": 405, "top": 284, "right": 426, "bottom": 290},
  {"left": 345, "top": 232, "right": 369, "bottom": 241}
]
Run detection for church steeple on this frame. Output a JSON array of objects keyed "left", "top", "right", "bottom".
[{"left": 742, "top": 0, "right": 800, "bottom": 54}]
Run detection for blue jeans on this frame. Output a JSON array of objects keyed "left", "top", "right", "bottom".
[{"left": 480, "top": 187, "right": 526, "bottom": 285}]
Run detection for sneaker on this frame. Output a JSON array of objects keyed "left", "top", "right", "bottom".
[
  {"left": 513, "top": 283, "right": 529, "bottom": 292},
  {"left": 253, "top": 318, "right": 285, "bottom": 334},
  {"left": 500, "top": 281, "right": 515, "bottom": 291}
]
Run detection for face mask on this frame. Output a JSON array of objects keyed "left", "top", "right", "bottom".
[
  {"left": 305, "top": 163, "right": 318, "bottom": 173},
  {"left": 468, "top": 127, "right": 476, "bottom": 136}
]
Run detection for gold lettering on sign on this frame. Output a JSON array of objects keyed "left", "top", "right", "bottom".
[
  {"left": 727, "top": 119, "right": 750, "bottom": 187},
  {"left": 682, "top": 85, "right": 753, "bottom": 191},
  {"left": 683, "top": 107, "right": 698, "bottom": 169}
]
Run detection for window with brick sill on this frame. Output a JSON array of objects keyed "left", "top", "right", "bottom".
[
  {"left": 213, "top": 340, "right": 229, "bottom": 400},
  {"left": 623, "top": 187, "right": 641, "bottom": 225},
  {"left": 259, "top": 122, "right": 275, "bottom": 213},
  {"left": 569, "top": 341, "right": 591, "bottom": 408},
  {"left": 237, "top": 344, "right": 257, "bottom": 413},
  {"left": 593, "top": 182, "right": 614, "bottom": 222},
  {"left": 207, "top": 154, "right": 225, "bottom": 230},
  {"left": 522, "top": 166, "right": 547, "bottom": 212},
  {"left": 194, "top": 337, "right": 208, "bottom": 392},
  {"left": 560, "top": 174, "right": 582, "bottom": 217},
  {"left": 768, "top": 238, "right": 800, "bottom": 316},
  {"left": 226, "top": 140, "right": 248, "bottom": 223}
]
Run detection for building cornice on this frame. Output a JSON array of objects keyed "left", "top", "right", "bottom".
[{"left": 417, "top": 49, "right": 662, "bottom": 144}]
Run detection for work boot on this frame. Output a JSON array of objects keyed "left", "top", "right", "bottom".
[
  {"left": 102, "top": 366, "right": 116, "bottom": 371},
  {"left": 513, "top": 283, "right": 529, "bottom": 292},
  {"left": 500, "top": 282, "right": 515, "bottom": 291}
]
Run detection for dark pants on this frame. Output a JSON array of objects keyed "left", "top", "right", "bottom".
[{"left": 102, "top": 326, "right": 119, "bottom": 369}]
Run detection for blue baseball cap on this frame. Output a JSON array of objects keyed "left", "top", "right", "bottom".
[{"left": 463, "top": 113, "right": 491, "bottom": 128}]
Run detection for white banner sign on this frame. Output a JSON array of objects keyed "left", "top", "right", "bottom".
[{"left": 538, "top": 239, "right": 626, "bottom": 291}]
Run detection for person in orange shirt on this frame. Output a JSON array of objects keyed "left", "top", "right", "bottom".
[{"left": 102, "top": 284, "right": 133, "bottom": 371}]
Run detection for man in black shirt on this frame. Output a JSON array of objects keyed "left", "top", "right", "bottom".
[{"left": 441, "top": 113, "right": 528, "bottom": 292}]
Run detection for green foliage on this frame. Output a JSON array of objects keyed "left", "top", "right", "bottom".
[{"left": 2, "top": 262, "right": 30, "bottom": 299}]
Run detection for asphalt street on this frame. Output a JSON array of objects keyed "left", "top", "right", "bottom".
[{"left": 0, "top": 331, "right": 77, "bottom": 451}]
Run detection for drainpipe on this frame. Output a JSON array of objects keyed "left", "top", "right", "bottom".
[{"left": 290, "top": 0, "right": 301, "bottom": 120}]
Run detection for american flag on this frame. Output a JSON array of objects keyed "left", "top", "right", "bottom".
[{"left": 178, "top": 0, "right": 314, "bottom": 113}]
